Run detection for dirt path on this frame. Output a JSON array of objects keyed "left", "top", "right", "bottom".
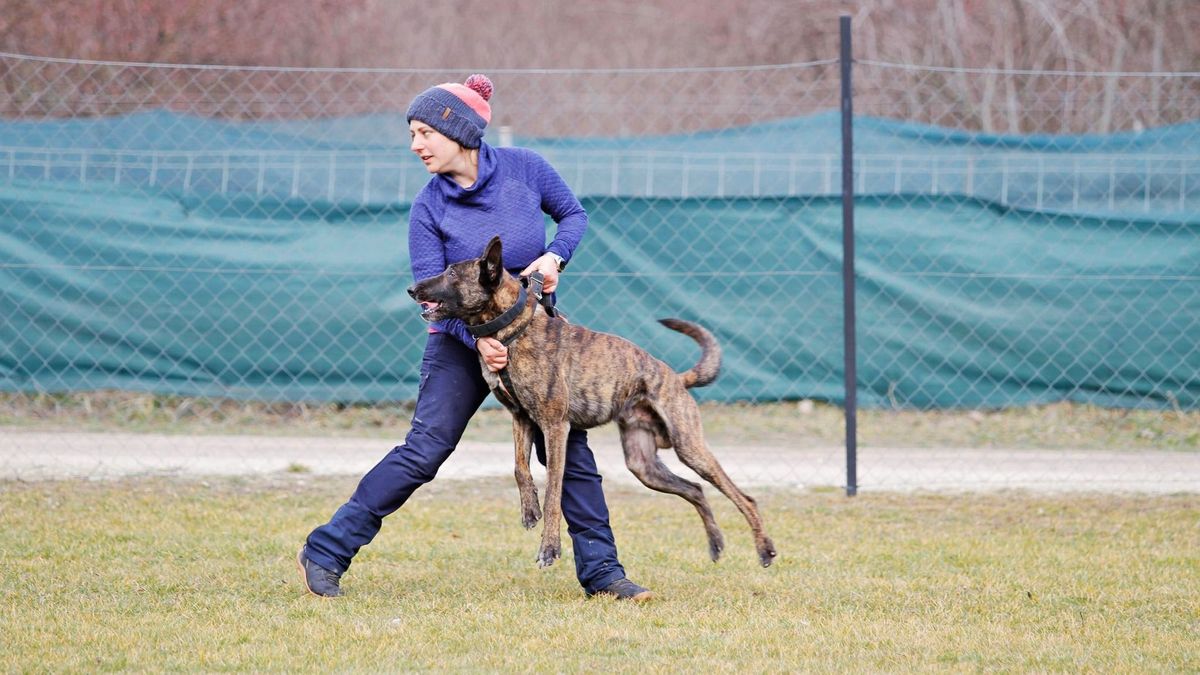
[{"left": 2, "top": 428, "right": 1197, "bottom": 493}]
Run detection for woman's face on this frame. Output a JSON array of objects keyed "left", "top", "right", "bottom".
[{"left": 409, "top": 120, "right": 466, "bottom": 174}]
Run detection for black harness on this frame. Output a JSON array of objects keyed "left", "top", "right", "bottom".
[{"left": 465, "top": 272, "right": 556, "bottom": 410}]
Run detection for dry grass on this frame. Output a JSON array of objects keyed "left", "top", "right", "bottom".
[
  {"left": 2, "top": 391, "right": 1197, "bottom": 450},
  {"left": 1, "top": 475, "right": 1197, "bottom": 672}
]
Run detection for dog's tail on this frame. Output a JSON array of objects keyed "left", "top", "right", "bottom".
[{"left": 658, "top": 318, "right": 722, "bottom": 388}]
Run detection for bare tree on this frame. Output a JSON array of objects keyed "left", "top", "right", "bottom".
[{"left": 0, "top": 0, "right": 1196, "bottom": 131}]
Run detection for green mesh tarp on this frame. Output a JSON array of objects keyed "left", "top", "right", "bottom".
[
  {"left": 1, "top": 112, "right": 1197, "bottom": 408},
  {"left": 1, "top": 185, "right": 1196, "bottom": 408}
]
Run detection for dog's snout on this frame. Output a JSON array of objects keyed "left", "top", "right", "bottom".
[{"left": 406, "top": 285, "right": 417, "bottom": 299}]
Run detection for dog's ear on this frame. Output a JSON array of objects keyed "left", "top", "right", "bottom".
[{"left": 480, "top": 235, "right": 504, "bottom": 289}]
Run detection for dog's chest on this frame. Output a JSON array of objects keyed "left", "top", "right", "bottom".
[
  {"left": 480, "top": 361, "right": 526, "bottom": 411},
  {"left": 480, "top": 364, "right": 501, "bottom": 390},
  {"left": 478, "top": 352, "right": 567, "bottom": 416}
]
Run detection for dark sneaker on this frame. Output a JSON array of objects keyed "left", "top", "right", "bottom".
[
  {"left": 590, "top": 577, "right": 654, "bottom": 602},
  {"left": 297, "top": 545, "right": 342, "bottom": 597}
]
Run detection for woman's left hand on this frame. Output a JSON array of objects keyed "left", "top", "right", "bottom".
[{"left": 520, "top": 253, "right": 561, "bottom": 294}]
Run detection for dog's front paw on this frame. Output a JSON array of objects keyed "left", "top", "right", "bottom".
[
  {"left": 536, "top": 541, "right": 561, "bottom": 568},
  {"left": 520, "top": 490, "right": 542, "bottom": 529},
  {"left": 521, "top": 502, "right": 542, "bottom": 529}
]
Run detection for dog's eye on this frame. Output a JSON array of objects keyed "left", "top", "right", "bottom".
[{"left": 448, "top": 269, "right": 457, "bottom": 278}]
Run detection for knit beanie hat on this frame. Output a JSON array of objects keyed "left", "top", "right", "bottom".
[{"left": 406, "top": 74, "right": 494, "bottom": 149}]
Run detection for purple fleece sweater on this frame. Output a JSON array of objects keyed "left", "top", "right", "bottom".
[{"left": 408, "top": 142, "right": 588, "bottom": 347}]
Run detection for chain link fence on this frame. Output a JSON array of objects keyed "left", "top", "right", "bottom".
[
  {"left": 854, "top": 60, "right": 1199, "bottom": 406},
  {"left": 848, "top": 58, "right": 1200, "bottom": 490},
  {"left": 1, "top": 46, "right": 1197, "bottom": 490}
]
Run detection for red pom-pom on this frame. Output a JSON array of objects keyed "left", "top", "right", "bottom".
[{"left": 464, "top": 74, "right": 493, "bottom": 101}]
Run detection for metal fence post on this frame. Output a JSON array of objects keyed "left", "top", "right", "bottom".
[{"left": 840, "top": 14, "right": 859, "bottom": 497}]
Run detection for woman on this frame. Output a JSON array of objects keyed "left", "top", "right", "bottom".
[{"left": 298, "top": 74, "right": 651, "bottom": 601}]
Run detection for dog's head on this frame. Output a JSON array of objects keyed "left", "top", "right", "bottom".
[{"left": 407, "top": 235, "right": 506, "bottom": 323}]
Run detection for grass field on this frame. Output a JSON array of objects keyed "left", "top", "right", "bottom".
[{"left": 2, "top": 475, "right": 1196, "bottom": 672}]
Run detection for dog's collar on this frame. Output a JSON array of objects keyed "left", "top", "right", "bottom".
[
  {"left": 467, "top": 283, "right": 529, "bottom": 340},
  {"left": 466, "top": 272, "right": 559, "bottom": 340}
]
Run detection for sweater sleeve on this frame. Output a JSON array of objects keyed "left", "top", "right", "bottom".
[
  {"left": 407, "top": 192, "right": 478, "bottom": 349},
  {"left": 531, "top": 152, "right": 588, "bottom": 265},
  {"left": 408, "top": 195, "right": 446, "bottom": 284}
]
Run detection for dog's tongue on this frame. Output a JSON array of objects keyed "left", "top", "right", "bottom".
[{"left": 420, "top": 302, "right": 439, "bottom": 312}]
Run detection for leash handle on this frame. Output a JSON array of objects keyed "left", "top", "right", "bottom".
[
  {"left": 526, "top": 271, "right": 558, "bottom": 318},
  {"left": 527, "top": 271, "right": 545, "bottom": 300}
]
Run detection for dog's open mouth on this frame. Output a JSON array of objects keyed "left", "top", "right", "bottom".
[{"left": 418, "top": 301, "right": 441, "bottom": 322}]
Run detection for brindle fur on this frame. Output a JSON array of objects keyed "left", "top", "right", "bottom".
[{"left": 408, "top": 236, "right": 777, "bottom": 569}]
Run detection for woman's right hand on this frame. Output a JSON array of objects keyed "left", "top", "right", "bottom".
[{"left": 476, "top": 337, "right": 508, "bottom": 372}]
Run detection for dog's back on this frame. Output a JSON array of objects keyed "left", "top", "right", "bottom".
[{"left": 504, "top": 312, "right": 717, "bottom": 431}]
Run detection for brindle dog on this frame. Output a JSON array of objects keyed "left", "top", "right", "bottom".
[{"left": 408, "top": 236, "right": 777, "bottom": 569}]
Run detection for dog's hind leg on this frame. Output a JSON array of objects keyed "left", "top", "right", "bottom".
[
  {"left": 618, "top": 421, "right": 726, "bottom": 562},
  {"left": 665, "top": 401, "right": 778, "bottom": 568},
  {"left": 672, "top": 435, "right": 777, "bottom": 568},
  {"left": 512, "top": 413, "right": 541, "bottom": 529},
  {"left": 536, "top": 420, "right": 569, "bottom": 568}
]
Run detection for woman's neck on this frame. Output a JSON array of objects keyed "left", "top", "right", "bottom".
[{"left": 446, "top": 148, "right": 480, "bottom": 188}]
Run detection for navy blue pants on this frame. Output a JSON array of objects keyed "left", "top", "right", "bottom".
[{"left": 305, "top": 332, "right": 627, "bottom": 594}]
